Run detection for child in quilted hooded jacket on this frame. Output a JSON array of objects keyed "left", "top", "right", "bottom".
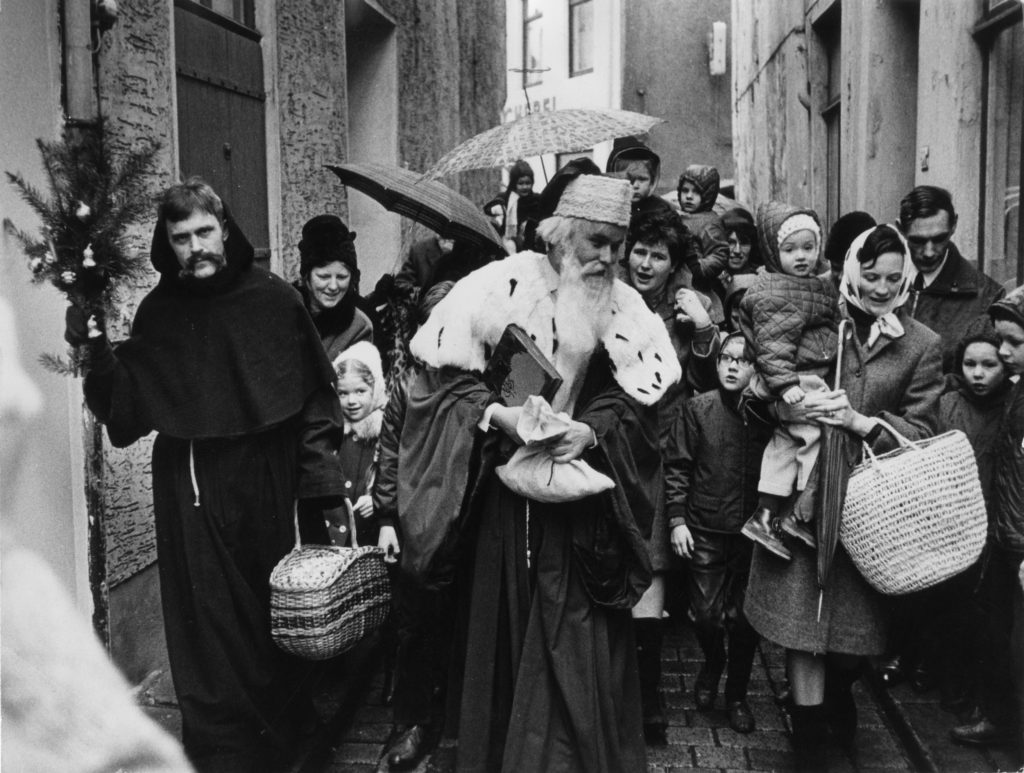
[{"left": 737, "top": 203, "right": 840, "bottom": 560}]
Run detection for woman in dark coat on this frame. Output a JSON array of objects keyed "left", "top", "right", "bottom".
[
  {"left": 743, "top": 224, "right": 943, "bottom": 769},
  {"left": 294, "top": 215, "right": 373, "bottom": 361},
  {"left": 621, "top": 210, "right": 720, "bottom": 743}
]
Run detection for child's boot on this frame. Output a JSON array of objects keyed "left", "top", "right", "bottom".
[
  {"left": 741, "top": 508, "right": 791, "bottom": 560},
  {"left": 780, "top": 512, "right": 816, "bottom": 548}
]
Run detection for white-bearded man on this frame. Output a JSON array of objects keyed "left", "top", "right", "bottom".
[{"left": 394, "top": 173, "right": 681, "bottom": 772}]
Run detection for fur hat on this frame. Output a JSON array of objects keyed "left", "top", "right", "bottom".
[
  {"left": 554, "top": 175, "right": 632, "bottom": 227},
  {"left": 299, "top": 215, "right": 358, "bottom": 278},
  {"left": 825, "top": 211, "right": 876, "bottom": 273}
]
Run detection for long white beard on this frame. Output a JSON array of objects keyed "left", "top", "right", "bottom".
[{"left": 551, "top": 245, "right": 614, "bottom": 412}]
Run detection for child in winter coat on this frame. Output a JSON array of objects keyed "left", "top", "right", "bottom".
[
  {"left": 328, "top": 340, "right": 386, "bottom": 548},
  {"left": 737, "top": 203, "right": 840, "bottom": 560},
  {"left": 915, "top": 319, "right": 1012, "bottom": 723},
  {"left": 666, "top": 332, "right": 773, "bottom": 734},
  {"left": 677, "top": 165, "right": 730, "bottom": 322},
  {"left": 949, "top": 286, "right": 1024, "bottom": 750}
]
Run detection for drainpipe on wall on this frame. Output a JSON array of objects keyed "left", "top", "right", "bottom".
[{"left": 62, "top": 0, "right": 110, "bottom": 648}]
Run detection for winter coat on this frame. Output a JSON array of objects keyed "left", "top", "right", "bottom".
[
  {"left": 745, "top": 309, "right": 944, "bottom": 656},
  {"left": 938, "top": 376, "right": 1012, "bottom": 524},
  {"left": 678, "top": 165, "right": 729, "bottom": 288},
  {"left": 907, "top": 243, "right": 1006, "bottom": 373},
  {"left": 994, "top": 378, "right": 1024, "bottom": 553},
  {"left": 294, "top": 281, "right": 373, "bottom": 364},
  {"left": 664, "top": 389, "right": 773, "bottom": 534},
  {"left": 738, "top": 202, "right": 840, "bottom": 395},
  {"left": 372, "top": 365, "right": 414, "bottom": 531}
]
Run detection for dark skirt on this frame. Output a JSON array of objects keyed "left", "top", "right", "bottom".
[
  {"left": 743, "top": 539, "right": 887, "bottom": 657},
  {"left": 153, "top": 428, "right": 319, "bottom": 771}
]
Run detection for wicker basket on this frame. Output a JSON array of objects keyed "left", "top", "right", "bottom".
[
  {"left": 270, "top": 505, "right": 390, "bottom": 660},
  {"left": 839, "top": 421, "right": 986, "bottom": 595}
]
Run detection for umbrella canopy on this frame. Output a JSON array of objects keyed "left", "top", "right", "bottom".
[
  {"left": 424, "top": 108, "right": 664, "bottom": 178},
  {"left": 325, "top": 163, "right": 504, "bottom": 252},
  {"left": 815, "top": 320, "right": 853, "bottom": 620}
]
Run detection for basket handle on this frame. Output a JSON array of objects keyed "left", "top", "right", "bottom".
[
  {"left": 860, "top": 417, "right": 920, "bottom": 464},
  {"left": 291, "top": 499, "right": 361, "bottom": 548}
]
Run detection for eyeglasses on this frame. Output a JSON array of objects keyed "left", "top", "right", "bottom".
[{"left": 719, "top": 353, "right": 752, "bottom": 367}]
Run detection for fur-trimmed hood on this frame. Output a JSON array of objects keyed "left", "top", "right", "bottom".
[{"left": 410, "top": 251, "right": 681, "bottom": 406}]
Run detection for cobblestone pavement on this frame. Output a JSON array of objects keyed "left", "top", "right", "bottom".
[{"left": 318, "top": 620, "right": 923, "bottom": 773}]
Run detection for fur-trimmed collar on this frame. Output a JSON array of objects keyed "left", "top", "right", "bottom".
[
  {"left": 410, "top": 251, "right": 681, "bottom": 405},
  {"left": 344, "top": 407, "right": 383, "bottom": 442}
]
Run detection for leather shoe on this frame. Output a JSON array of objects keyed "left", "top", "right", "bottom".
[
  {"left": 741, "top": 508, "right": 792, "bottom": 560},
  {"left": 728, "top": 699, "right": 756, "bottom": 734},
  {"left": 385, "top": 724, "right": 430, "bottom": 770},
  {"left": 950, "top": 716, "right": 1011, "bottom": 746},
  {"left": 780, "top": 513, "right": 816, "bottom": 548}
]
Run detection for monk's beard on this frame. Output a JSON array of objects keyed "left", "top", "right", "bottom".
[{"left": 551, "top": 243, "right": 614, "bottom": 411}]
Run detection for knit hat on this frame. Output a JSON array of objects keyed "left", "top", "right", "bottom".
[
  {"left": 554, "top": 175, "right": 632, "bottom": 227},
  {"left": 755, "top": 201, "right": 823, "bottom": 274},
  {"left": 299, "top": 215, "right": 358, "bottom": 277},
  {"left": 776, "top": 213, "right": 821, "bottom": 251},
  {"left": 825, "top": 211, "right": 876, "bottom": 274}
]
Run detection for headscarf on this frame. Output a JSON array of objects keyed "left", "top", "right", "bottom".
[
  {"left": 333, "top": 340, "right": 386, "bottom": 440},
  {"left": 839, "top": 224, "right": 917, "bottom": 347}
]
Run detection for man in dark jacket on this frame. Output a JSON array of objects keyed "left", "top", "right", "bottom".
[
  {"left": 899, "top": 185, "right": 1005, "bottom": 372},
  {"left": 73, "top": 178, "right": 346, "bottom": 772}
]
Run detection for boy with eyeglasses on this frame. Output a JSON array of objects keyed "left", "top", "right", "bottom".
[
  {"left": 899, "top": 185, "right": 1005, "bottom": 373},
  {"left": 664, "top": 332, "right": 773, "bottom": 734}
]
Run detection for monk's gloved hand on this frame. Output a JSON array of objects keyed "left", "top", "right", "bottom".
[{"left": 64, "top": 306, "right": 105, "bottom": 346}]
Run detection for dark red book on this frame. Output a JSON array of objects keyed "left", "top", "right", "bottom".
[{"left": 483, "top": 324, "right": 563, "bottom": 407}]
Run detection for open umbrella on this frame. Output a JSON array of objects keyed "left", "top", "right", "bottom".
[
  {"left": 424, "top": 108, "right": 664, "bottom": 179},
  {"left": 815, "top": 319, "right": 853, "bottom": 620},
  {"left": 325, "top": 162, "right": 504, "bottom": 252}
]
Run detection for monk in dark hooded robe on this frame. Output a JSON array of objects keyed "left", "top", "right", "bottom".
[
  {"left": 397, "top": 174, "right": 681, "bottom": 772},
  {"left": 77, "top": 179, "right": 345, "bottom": 773}
]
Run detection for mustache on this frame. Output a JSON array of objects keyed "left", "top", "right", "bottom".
[{"left": 180, "top": 251, "right": 225, "bottom": 276}]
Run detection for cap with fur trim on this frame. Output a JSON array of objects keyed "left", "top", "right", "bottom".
[{"left": 554, "top": 175, "right": 632, "bottom": 227}]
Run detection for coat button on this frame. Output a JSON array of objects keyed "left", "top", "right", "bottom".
[{"left": 344, "top": 481, "right": 352, "bottom": 489}]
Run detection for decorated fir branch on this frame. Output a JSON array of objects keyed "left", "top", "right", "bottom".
[{"left": 4, "top": 122, "right": 159, "bottom": 375}]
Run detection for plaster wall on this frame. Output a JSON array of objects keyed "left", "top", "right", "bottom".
[
  {"left": 731, "top": 0, "right": 811, "bottom": 208},
  {"left": 914, "top": 0, "right": 983, "bottom": 259},
  {"left": 842, "top": 2, "right": 918, "bottom": 223},
  {"left": 621, "top": 0, "right": 733, "bottom": 198}
]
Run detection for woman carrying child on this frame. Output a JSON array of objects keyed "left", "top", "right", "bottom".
[
  {"left": 743, "top": 223, "right": 943, "bottom": 770},
  {"left": 664, "top": 332, "right": 773, "bottom": 734}
]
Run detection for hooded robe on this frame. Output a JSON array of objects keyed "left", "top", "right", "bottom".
[
  {"left": 399, "top": 251, "right": 678, "bottom": 772},
  {"left": 83, "top": 207, "right": 346, "bottom": 771}
]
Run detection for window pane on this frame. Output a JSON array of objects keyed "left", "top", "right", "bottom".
[
  {"left": 524, "top": 15, "right": 543, "bottom": 86},
  {"left": 570, "top": 1, "right": 594, "bottom": 76},
  {"left": 985, "top": 21, "right": 1022, "bottom": 287}
]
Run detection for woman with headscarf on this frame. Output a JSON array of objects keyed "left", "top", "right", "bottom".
[
  {"left": 742, "top": 223, "right": 944, "bottom": 770},
  {"left": 294, "top": 214, "right": 374, "bottom": 361}
]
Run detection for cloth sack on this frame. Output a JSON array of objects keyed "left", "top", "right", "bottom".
[
  {"left": 495, "top": 396, "right": 614, "bottom": 503},
  {"left": 839, "top": 419, "right": 987, "bottom": 595}
]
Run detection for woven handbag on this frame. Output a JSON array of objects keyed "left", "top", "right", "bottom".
[
  {"left": 270, "top": 502, "right": 390, "bottom": 660},
  {"left": 838, "top": 419, "right": 986, "bottom": 595}
]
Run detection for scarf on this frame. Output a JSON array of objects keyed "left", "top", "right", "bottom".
[{"left": 839, "top": 226, "right": 917, "bottom": 348}]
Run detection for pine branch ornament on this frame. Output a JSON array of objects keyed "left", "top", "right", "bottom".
[{"left": 4, "top": 123, "right": 159, "bottom": 375}]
